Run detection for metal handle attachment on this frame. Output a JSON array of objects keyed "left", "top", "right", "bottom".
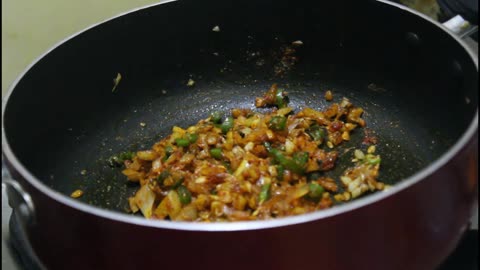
[
  {"left": 2, "top": 160, "right": 47, "bottom": 270},
  {"left": 2, "top": 159, "right": 35, "bottom": 223}
]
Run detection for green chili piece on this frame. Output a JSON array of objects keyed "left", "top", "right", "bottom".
[
  {"left": 366, "top": 155, "right": 381, "bottom": 165},
  {"left": 107, "top": 151, "right": 135, "bottom": 167},
  {"left": 177, "top": 185, "right": 192, "bottom": 205},
  {"left": 283, "top": 159, "right": 305, "bottom": 174},
  {"left": 276, "top": 164, "right": 285, "bottom": 181},
  {"left": 269, "top": 149, "right": 304, "bottom": 174},
  {"left": 165, "top": 145, "right": 174, "bottom": 155},
  {"left": 210, "top": 148, "right": 223, "bottom": 159},
  {"left": 156, "top": 170, "right": 170, "bottom": 186},
  {"left": 293, "top": 152, "right": 309, "bottom": 167},
  {"left": 275, "top": 89, "right": 288, "bottom": 108},
  {"left": 269, "top": 148, "right": 287, "bottom": 163},
  {"left": 306, "top": 125, "right": 325, "bottom": 142},
  {"left": 211, "top": 111, "right": 222, "bottom": 124},
  {"left": 187, "top": 133, "right": 198, "bottom": 143},
  {"left": 223, "top": 162, "right": 232, "bottom": 174},
  {"left": 162, "top": 145, "right": 174, "bottom": 161},
  {"left": 220, "top": 116, "right": 234, "bottom": 133},
  {"left": 175, "top": 138, "right": 191, "bottom": 147},
  {"left": 259, "top": 183, "right": 271, "bottom": 203},
  {"left": 171, "top": 177, "right": 185, "bottom": 189},
  {"left": 308, "top": 182, "right": 324, "bottom": 199},
  {"left": 269, "top": 116, "right": 287, "bottom": 131},
  {"left": 266, "top": 141, "right": 308, "bottom": 175},
  {"left": 119, "top": 151, "right": 135, "bottom": 161}
]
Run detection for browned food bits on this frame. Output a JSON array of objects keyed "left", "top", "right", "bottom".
[
  {"left": 325, "top": 90, "right": 333, "bottom": 101},
  {"left": 71, "top": 189, "right": 84, "bottom": 198}
]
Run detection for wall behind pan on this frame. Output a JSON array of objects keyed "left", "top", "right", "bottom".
[{"left": 2, "top": 0, "right": 163, "bottom": 96}]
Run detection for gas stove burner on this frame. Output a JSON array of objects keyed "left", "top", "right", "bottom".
[{"left": 6, "top": 211, "right": 479, "bottom": 270}]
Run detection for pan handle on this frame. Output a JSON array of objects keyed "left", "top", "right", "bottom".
[{"left": 2, "top": 160, "right": 48, "bottom": 270}]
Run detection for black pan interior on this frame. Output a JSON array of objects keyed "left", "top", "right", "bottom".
[{"left": 3, "top": 0, "right": 478, "bottom": 212}]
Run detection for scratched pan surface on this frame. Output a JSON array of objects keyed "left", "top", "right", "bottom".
[{"left": 3, "top": 0, "right": 477, "bottom": 213}]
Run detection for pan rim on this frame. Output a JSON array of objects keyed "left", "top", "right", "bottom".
[{"left": 2, "top": 0, "right": 478, "bottom": 231}]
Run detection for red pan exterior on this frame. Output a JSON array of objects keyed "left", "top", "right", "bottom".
[{"left": 5, "top": 130, "right": 477, "bottom": 270}]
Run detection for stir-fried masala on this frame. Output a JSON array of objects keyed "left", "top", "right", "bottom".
[{"left": 118, "top": 84, "right": 387, "bottom": 221}]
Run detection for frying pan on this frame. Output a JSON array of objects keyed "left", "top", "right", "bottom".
[{"left": 2, "top": 0, "right": 478, "bottom": 269}]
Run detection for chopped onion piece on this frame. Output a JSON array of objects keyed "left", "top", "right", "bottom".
[{"left": 134, "top": 185, "right": 156, "bottom": 219}]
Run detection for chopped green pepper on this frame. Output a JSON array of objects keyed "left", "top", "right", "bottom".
[
  {"left": 162, "top": 146, "right": 174, "bottom": 162},
  {"left": 306, "top": 125, "right": 326, "bottom": 142},
  {"left": 221, "top": 161, "right": 232, "bottom": 173},
  {"left": 211, "top": 111, "right": 222, "bottom": 124},
  {"left": 259, "top": 183, "right": 271, "bottom": 203},
  {"left": 107, "top": 151, "right": 135, "bottom": 167},
  {"left": 210, "top": 148, "right": 223, "bottom": 159},
  {"left": 269, "top": 148, "right": 287, "bottom": 163},
  {"left": 308, "top": 182, "right": 324, "bottom": 199},
  {"left": 275, "top": 89, "right": 288, "bottom": 108},
  {"left": 276, "top": 164, "right": 285, "bottom": 181},
  {"left": 165, "top": 145, "right": 174, "bottom": 155},
  {"left": 186, "top": 133, "right": 198, "bottom": 143},
  {"left": 269, "top": 116, "right": 287, "bottom": 131},
  {"left": 220, "top": 116, "right": 234, "bottom": 134},
  {"left": 293, "top": 152, "right": 309, "bottom": 167},
  {"left": 175, "top": 134, "right": 197, "bottom": 148},
  {"left": 269, "top": 148, "right": 305, "bottom": 174},
  {"left": 171, "top": 177, "right": 185, "bottom": 189},
  {"left": 156, "top": 170, "right": 170, "bottom": 186},
  {"left": 175, "top": 138, "right": 191, "bottom": 147},
  {"left": 366, "top": 155, "right": 381, "bottom": 165},
  {"left": 119, "top": 151, "right": 135, "bottom": 161},
  {"left": 177, "top": 185, "right": 192, "bottom": 205}
]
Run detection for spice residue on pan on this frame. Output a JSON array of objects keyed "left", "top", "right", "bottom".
[
  {"left": 110, "top": 85, "right": 388, "bottom": 222},
  {"left": 273, "top": 41, "right": 302, "bottom": 77},
  {"left": 362, "top": 128, "right": 378, "bottom": 145},
  {"left": 367, "top": 83, "right": 386, "bottom": 93}
]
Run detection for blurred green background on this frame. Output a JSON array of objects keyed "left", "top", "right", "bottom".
[{"left": 2, "top": 0, "right": 163, "bottom": 96}]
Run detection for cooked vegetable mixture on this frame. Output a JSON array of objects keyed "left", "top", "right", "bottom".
[{"left": 120, "top": 84, "right": 386, "bottom": 221}]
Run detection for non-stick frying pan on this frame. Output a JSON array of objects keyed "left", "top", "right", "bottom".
[{"left": 2, "top": 0, "right": 478, "bottom": 269}]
